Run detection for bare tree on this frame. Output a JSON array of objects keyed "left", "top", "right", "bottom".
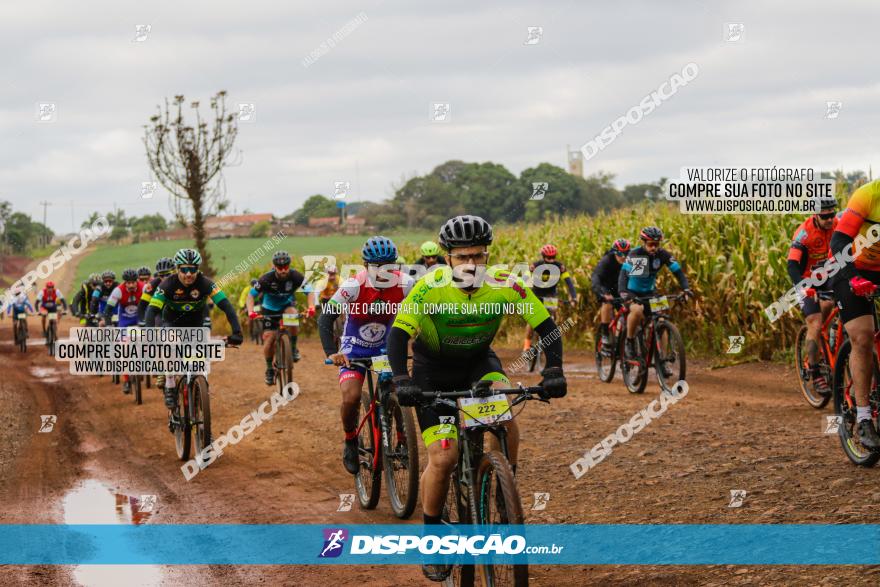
[{"left": 143, "top": 91, "right": 239, "bottom": 275}]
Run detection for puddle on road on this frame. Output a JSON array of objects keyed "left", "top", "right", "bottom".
[
  {"left": 62, "top": 480, "right": 162, "bottom": 586},
  {"left": 30, "top": 366, "right": 61, "bottom": 383}
]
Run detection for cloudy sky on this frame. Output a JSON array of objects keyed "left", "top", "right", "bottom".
[{"left": 1, "top": 0, "right": 878, "bottom": 233}]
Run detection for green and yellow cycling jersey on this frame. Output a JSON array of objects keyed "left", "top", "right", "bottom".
[
  {"left": 149, "top": 273, "right": 226, "bottom": 315},
  {"left": 393, "top": 266, "right": 550, "bottom": 359}
]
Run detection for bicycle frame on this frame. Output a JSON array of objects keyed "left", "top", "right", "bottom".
[
  {"left": 623, "top": 294, "right": 683, "bottom": 370},
  {"left": 354, "top": 366, "right": 385, "bottom": 471},
  {"left": 820, "top": 305, "right": 843, "bottom": 370}
]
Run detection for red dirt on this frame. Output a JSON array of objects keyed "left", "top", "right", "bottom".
[{"left": 1, "top": 315, "right": 880, "bottom": 585}]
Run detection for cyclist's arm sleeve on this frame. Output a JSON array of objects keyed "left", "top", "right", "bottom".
[
  {"left": 35, "top": 292, "right": 43, "bottom": 310},
  {"left": 618, "top": 260, "right": 631, "bottom": 294},
  {"left": 216, "top": 297, "right": 242, "bottom": 334},
  {"left": 103, "top": 289, "right": 120, "bottom": 320},
  {"left": 137, "top": 293, "right": 150, "bottom": 322},
  {"left": 534, "top": 318, "right": 563, "bottom": 369},
  {"left": 59, "top": 293, "right": 68, "bottom": 310},
  {"left": 317, "top": 301, "right": 341, "bottom": 356},
  {"left": 831, "top": 205, "right": 865, "bottom": 282},
  {"left": 665, "top": 253, "right": 689, "bottom": 290},
  {"left": 590, "top": 256, "right": 608, "bottom": 294},
  {"left": 787, "top": 259, "right": 806, "bottom": 287},
  {"left": 72, "top": 290, "right": 83, "bottom": 314},
  {"left": 387, "top": 326, "right": 411, "bottom": 378}
]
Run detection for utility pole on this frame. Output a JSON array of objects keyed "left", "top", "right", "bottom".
[{"left": 39, "top": 200, "right": 51, "bottom": 245}]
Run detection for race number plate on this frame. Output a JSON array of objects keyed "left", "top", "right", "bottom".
[
  {"left": 253, "top": 304, "right": 261, "bottom": 312},
  {"left": 282, "top": 314, "right": 299, "bottom": 327},
  {"left": 649, "top": 296, "right": 670, "bottom": 312},
  {"left": 459, "top": 394, "right": 513, "bottom": 428},
  {"left": 111, "top": 314, "right": 119, "bottom": 324},
  {"left": 371, "top": 354, "right": 392, "bottom": 374},
  {"left": 543, "top": 297, "right": 559, "bottom": 310},
  {"left": 17, "top": 314, "right": 27, "bottom": 320},
  {"left": 48, "top": 312, "right": 57, "bottom": 320}
]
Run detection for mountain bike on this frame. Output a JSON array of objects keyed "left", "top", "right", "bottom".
[
  {"left": 832, "top": 291, "right": 880, "bottom": 466},
  {"left": 13, "top": 313, "right": 29, "bottom": 353},
  {"left": 170, "top": 339, "right": 237, "bottom": 462},
  {"left": 595, "top": 299, "right": 627, "bottom": 383},
  {"left": 43, "top": 309, "right": 61, "bottom": 356},
  {"left": 324, "top": 354, "right": 420, "bottom": 518},
  {"left": 795, "top": 293, "right": 844, "bottom": 409},
  {"left": 620, "top": 293, "right": 687, "bottom": 394},
  {"left": 418, "top": 382, "right": 547, "bottom": 587},
  {"left": 259, "top": 311, "right": 297, "bottom": 395}
]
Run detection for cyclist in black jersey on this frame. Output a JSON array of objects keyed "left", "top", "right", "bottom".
[
  {"left": 523, "top": 243, "right": 577, "bottom": 352},
  {"left": 591, "top": 238, "right": 630, "bottom": 347}
]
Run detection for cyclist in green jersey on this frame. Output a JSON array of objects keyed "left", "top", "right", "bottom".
[{"left": 387, "top": 215, "right": 567, "bottom": 582}]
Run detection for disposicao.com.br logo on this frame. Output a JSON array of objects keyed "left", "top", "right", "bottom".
[{"left": 322, "top": 530, "right": 562, "bottom": 557}]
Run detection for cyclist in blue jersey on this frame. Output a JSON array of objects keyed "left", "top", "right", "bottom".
[
  {"left": 90, "top": 270, "right": 120, "bottom": 321},
  {"left": 618, "top": 226, "right": 692, "bottom": 360},
  {"left": 246, "top": 251, "right": 309, "bottom": 385}
]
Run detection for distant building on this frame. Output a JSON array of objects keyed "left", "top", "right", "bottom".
[{"left": 204, "top": 214, "right": 274, "bottom": 237}]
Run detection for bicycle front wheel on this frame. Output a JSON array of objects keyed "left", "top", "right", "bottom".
[
  {"left": 276, "top": 332, "right": 293, "bottom": 395},
  {"left": 623, "top": 331, "right": 648, "bottom": 394},
  {"left": 595, "top": 323, "right": 616, "bottom": 383},
  {"left": 382, "top": 394, "right": 419, "bottom": 519},
  {"left": 174, "top": 379, "right": 192, "bottom": 461},
  {"left": 654, "top": 320, "right": 686, "bottom": 394},
  {"left": 442, "top": 467, "right": 475, "bottom": 587},
  {"left": 472, "top": 450, "right": 528, "bottom": 586},
  {"left": 796, "top": 325, "right": 830, "bottom": 409},
  {"left": 47, "top": 321, "right": 56, "bottom": 356},
  {"left": 832, "top": 339, "right": 880, "bottom": 467},
  {"left": 355, "top": 390, "right": 381, "bottom": 509},
  {"left": 192, "top": 375, "right": 212, "bottom": 459}
]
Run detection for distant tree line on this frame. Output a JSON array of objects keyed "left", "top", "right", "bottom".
[
  {"left": 0, "top": 200, "right": 53, "bottom": 254},
  {"left": 287, "top": 160, "right": 668, "bottom": 230}
]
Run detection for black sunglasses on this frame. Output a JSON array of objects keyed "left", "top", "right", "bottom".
[{"left": 818, "top": 212, "right": 835, "bottom": 220}]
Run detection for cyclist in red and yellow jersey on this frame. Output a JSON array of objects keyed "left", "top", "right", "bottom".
[
  {"left": 831, "top": 181, "right": 880, "bottom": 448},
  {"left": 788, "top": 198, "right": 838, "bottom": 394}
]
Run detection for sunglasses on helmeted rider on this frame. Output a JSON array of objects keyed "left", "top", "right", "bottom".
[
  {"left": 818, "top": 212, "right": 835, "bottom": 220},
  {"left": 178, "top": 265, "right": 198, "bottom": 274}
]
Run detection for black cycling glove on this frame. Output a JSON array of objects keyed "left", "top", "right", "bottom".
[{"left": 539, "top": 366, "right": 567, "bottom": 399}]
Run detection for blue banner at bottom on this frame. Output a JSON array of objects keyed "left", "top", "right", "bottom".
[{"left": 1, "top": 524, "right": 878, "bottom": 565}]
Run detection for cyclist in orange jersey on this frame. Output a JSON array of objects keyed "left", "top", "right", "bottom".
[{"left": 787, "top": 198, "right": 838, "bottom": 394}]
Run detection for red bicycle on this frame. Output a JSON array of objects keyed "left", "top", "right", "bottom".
[
  {"left": 324, "top": 354, "right": 419, "bottom": 518},
  {"left": 795, "top": 292, "right": 844, "bottom": 409}
]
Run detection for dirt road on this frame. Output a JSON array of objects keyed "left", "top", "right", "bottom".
[{"left": 2, "top": 315, "right": 880, "bottom": 586}]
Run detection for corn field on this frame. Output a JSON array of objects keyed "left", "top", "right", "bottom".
[
  {"left": 491, "top": 202, "right": 809, "bottom": 358},
  {"left": 213, "top": 202, "right": 814, "bottom": 358}
]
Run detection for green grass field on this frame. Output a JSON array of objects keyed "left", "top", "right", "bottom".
[{"left": 74, "top": 232, "right": 433, "bottom": 285}]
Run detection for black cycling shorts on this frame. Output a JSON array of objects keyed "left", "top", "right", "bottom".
[
  {"left": 799, "top": 284, "right": 833, "bottom": 318},
  {"left": 832, "top": 269, "right": 880, "bottom": 323},
  {"left": 412, "top": 349, "right": 510, "bottom": 447}
]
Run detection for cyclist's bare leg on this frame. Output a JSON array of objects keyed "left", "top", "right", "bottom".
[
  {"left": 600, "top": 302, "right": 613, "bottom": 325},
  {"left": 40, "top": 313, "right": 47, "bottom": 333},
  {"left": 339, "top": 377, "right": 362, "bottom": 433},
  {"left": 845, "top": 315, "right": 874, "bottom": 406},
  {"left": 262, "top": 328, "right": 277, "bottom": 361},
  {"left": 626, "top": 303, "right": 645, "bottom": 338},
  {"left": 805, "top": 313, "right": 824, "bottom": 364},
  {"left": 421, "top": 439, "right": 458, "bottom": 517}
]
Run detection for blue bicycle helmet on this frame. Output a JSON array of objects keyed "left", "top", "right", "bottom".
[{"left": 362, "top": 236, "right": 398, "bottom": 264}]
